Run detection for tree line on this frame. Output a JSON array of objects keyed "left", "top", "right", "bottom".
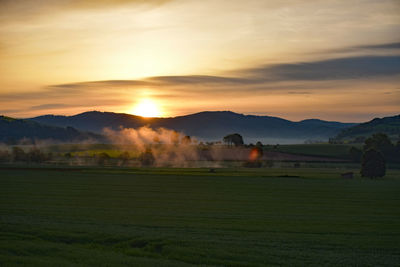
[{"left": 349, "top": 133, "right": 400, "bottom": 178}]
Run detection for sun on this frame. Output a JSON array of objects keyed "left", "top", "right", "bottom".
[{"left": 131, "top": 99, "right": 162, "bottom": 117}]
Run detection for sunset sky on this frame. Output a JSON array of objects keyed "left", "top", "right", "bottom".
[{"left": 0, "top": 0, "right": 399, "bottom": 121}]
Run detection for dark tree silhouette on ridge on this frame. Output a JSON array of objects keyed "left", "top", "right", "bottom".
[{"left": 223, "top": 133, "right": 244, "bottom": 146}]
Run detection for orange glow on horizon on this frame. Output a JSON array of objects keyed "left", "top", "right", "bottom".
[{"left": 130, "top": 98, "right": 163, "bottom": 118}]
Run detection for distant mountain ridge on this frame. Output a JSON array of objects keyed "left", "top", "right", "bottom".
[
  {"left": 334, "top": 114, "right": 400, "bottom": 141},
  {"left": 29, "top": 111, "right": 356, "bottom": 144},
  {"left": 0, "top": 115, "right": 103, "bottom": 144}
]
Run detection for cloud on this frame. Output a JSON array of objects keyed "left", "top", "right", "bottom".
[
  {"left": 243, "top": 55, "right": 400, "bottom": 81},
  {"left": 0, "top": 0, "right": 172, "bottom": 22},
  {"left": 52, "top": 80, "right": 149, "bottom": 90},
  {"left": 29, "top": 104, "right": 69, "bottom": 110},
  {"left": 318, "top": 41, "right": 400, "bottom": 55},
  {"left": 50, "top": 55, "right": 400, "bottom": 89},
  {"left": 287, "top": 91, "right": 312, "bottom": 95},
  {"left": 148, "top": 75, "right": 250, "bottom": 85},
  {"left": 355, "top": 42, "right": 400, "bottom": 50},
  {"left": 65, "top": 54, "right": 400, "bottom": 88}
]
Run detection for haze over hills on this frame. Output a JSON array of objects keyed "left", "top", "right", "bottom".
[
  {"left": 2, "top": 111, "right": 399, "bottom": 144},
  {"left": 0, "top": 115, "right": 103, "bottom": 144},
  {"left": 29, "top": 111, "right": 356, "bottom": 144},
  {"left": 334, "top": 114, "right": 400, "bottom": 141}
]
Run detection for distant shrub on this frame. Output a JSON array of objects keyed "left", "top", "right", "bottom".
[
  {"left": 363, "top": 133, "right": 399, "bottom": 163},
  {"left": 139, "top": 149, "right": 155, "bottom": 167},
  {"left": 364, "top": 133, "right": 393, "bottom": 152},
  {"left": 27, "top": 147, "right": 47, "bottom": 163},
  {"left": 97, "top": 152, "right": 110, "bottom": 166},
  {"left": 181, "top": 136, "right": 192, "bottom": 145},
  {"left": 119, "top": 151, "right": 130, "bottom": 160},
  {"left": 118, "top": 151, "right": 130, "bottom": 166},
  {"left": 12, "top": 147, "right": 26, "bottom": 162}
]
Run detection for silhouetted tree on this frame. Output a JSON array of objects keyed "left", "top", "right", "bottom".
[
  {"left": 223, "top": 133, "right": 244, "bottom": 146},
  {"left": 27, "top": 147, "right": 46, "bottom": 163},
  {"left": 12, "top": 147, "right": 26, "bottom": 162},
  {"left": 361, "top": 149, "right": 386, "bottom": 178},
  {"left": 97, "top": 152, "right": 110, "bottom": 166},
  {"left": 118, "top": 151, "right": 130, "bottom": 166},
  {"left": 364, "top": 133, "right": 398, "bottom": 162},
  {"left": 256, "top": 141, "right": 263, "bottom": 148},
  {"left": 364, "top": 133, "right": 393, "bottom": 154},
  {"left": 181, "top": 135, "right": 192, "bottom": 145},
  {"left": 119, "top": 151, "right": 130, "bottom": 160},
  {"left": 139, "top": 148, "right": 155, "bottom": 166}
]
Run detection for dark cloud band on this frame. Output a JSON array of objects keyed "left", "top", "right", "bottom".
[{"left": 51, "top": 55, "right": 400, "bottom": 89}]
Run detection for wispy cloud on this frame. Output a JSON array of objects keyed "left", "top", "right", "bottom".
[
  {"left": 317, "top": 41, "right": 400, "bottom": 56},
  {"left": 0, "top": 0, "right": 172, "bottom": 20},
  {"left": 243, "top": 55, "right": 400, "bottom": 81},
  {"left": 29, "top": 104, "right": 70, "bottom": 110},
  {"left": 356, "top": 42, "right": 400, "bottom": 50},
  {"left": 49, "top": 55, "right": 400, "bottom": 90}
]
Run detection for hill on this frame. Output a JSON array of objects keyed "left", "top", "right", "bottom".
[
  {"left": 0, "top": 115, "right": 103, "bottom": 144},
  {"left": 334, "top": 114, "right": 400, "bottom": 142},
  {"left": 29, "top": 111, "right": 355, "bottom": 144}
]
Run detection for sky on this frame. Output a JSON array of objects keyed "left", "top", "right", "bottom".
[{"left": 0, "top": 0, "right": 399, "bottom": 122}]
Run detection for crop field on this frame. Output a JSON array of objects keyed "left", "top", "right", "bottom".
[{"left": 0, "top": 167, "right": 399, "bottom": 266}]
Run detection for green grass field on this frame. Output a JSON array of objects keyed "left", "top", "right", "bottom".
[
  {"left": 1, "top": 167, "right": 399, "bottom": 266},
  {"left": 271, "top": 144, "right": 361, "bottom": 159}
]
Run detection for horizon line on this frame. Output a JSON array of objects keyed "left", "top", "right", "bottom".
[{"left": 4, "top": 109, "right": 398, "bottom": 124}]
